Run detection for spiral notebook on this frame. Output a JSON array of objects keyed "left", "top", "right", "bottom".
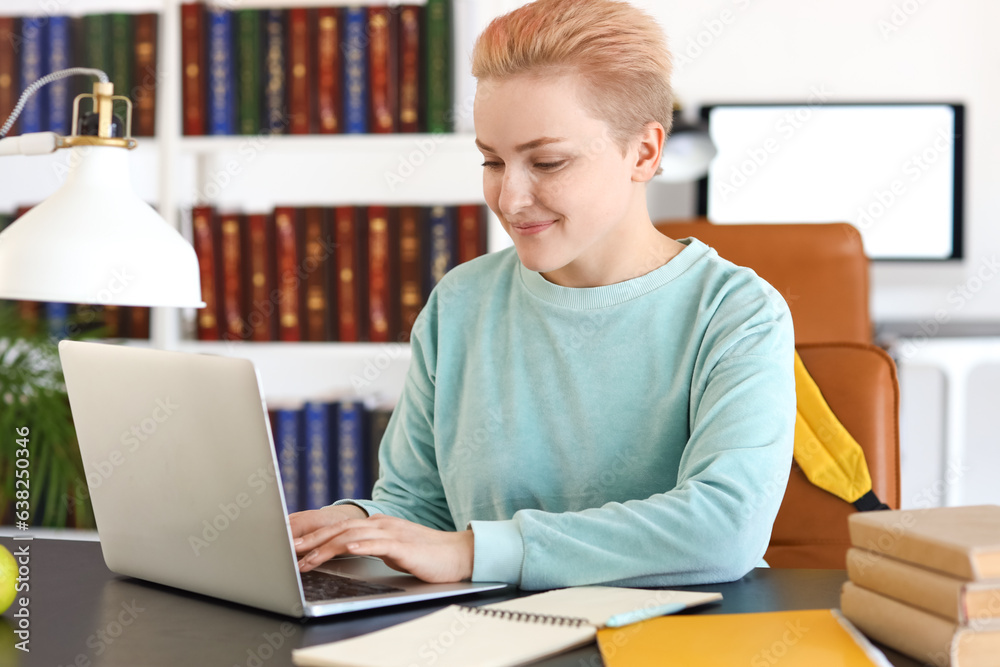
[{"left": 292, "top": 586, "right": 723, "bottom": 667}]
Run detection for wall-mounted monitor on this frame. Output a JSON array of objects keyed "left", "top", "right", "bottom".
[{"left": 696, "top": 103, "right": 964, "bottom": 260}]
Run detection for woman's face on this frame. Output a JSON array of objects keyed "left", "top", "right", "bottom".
[{"left": 474, "top": 73, "right": 646, "bottom": 287}]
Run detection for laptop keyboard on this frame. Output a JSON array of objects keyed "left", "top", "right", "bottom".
[{"left": 301, "top": 570, "right": 405, "bottom": 602}]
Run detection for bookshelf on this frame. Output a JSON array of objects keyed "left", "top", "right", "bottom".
[{"left": 1, "top": 0, "right": 512, "bottom": 406}]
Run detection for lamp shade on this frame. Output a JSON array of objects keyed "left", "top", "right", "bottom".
[
  {"left": 657, "top": 130, "right": 718, "bottom": 183},
  {"left": 0, "top": 145, "right": 204, "bottom": 307}
]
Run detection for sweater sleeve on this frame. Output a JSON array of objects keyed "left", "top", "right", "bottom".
[
  {"left": 470, "top": 285, "right": 796, "bottom": 589},
  {"left": 332, "top": 304, "right": 457, "bottom": 532}
]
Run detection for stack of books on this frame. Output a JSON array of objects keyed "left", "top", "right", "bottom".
[
  {"left": 267, "top": 400, "right": 394, "bottom": 514},
  {"left": 180, "top": 2, "right": 452, "bottom": 136},
  {"left": 0, "top": 12, "right": 158, "bottom": 137},
  {"left": 840, "top": 505, "right": 1000, "bottom": 667},
  {"left": 189, "top": 203, "right": 488, "bottom": 344}
]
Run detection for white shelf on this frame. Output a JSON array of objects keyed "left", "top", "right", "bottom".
[
  {"left": 179, "top": 133, "right": 473, "bottom": 155},
  {"left": 179, "top": 133, "right": 486, "bottom": 209},
  {"left": 171, "top": 340, "right": 413, "bottom": 405},
  {"left": 0, "top": 0, "right": 424, "bottom": 15},
  {"left": 0, "top": 1, "right": 163, "bottom": 15}
]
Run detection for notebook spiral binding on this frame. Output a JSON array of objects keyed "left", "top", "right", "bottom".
[{"left": 458, "top": 606, "right": 589, "bottom": 627}]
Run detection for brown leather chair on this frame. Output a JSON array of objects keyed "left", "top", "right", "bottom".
[{"left": 656, "top": 219, "right": 900, "bottom": 569}]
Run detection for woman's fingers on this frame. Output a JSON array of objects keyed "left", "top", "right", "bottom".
[
  {"left": 294, "top": 515, "right": 474, "bottom": 583},
  {"left": 289, "top": 505, "right": 369, "bottom": 540},
  {"left": 296, "top": 519, "right": 392, "bottom": 570}
]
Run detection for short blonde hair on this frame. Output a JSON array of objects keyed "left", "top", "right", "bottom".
[{"left": 472, "top": 0, "right": 673, "bottom": 153}]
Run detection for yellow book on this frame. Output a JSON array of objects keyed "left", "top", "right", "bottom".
[{"left": 597, "top": 608, "right": 891, "bottom": 667}]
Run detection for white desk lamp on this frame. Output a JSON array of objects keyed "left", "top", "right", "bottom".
[
  {"left": 657, "top": 106, "right": 717, "bottom": 183},
  {"left": 0, "top": 68, "right": 203, "bottom": 308}
]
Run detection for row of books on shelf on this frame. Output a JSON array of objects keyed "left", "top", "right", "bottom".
[
  {"left": 0, "top": 210, "right": 150, "bottom": 339},
  {"left": 0, "top": 13, "right": 158, "bottom": 137},
  {"left": 181, "top": 1, "right": 452, "bottom": 137},
  {"left": 268, "top": 399, "right": 393, "bottom": 514},
  {"left": 840, "top": 505, "right": 1000, "bottom": 667},
  {"left": 191, "top": 203, "right": 488, "bottom": 344}
]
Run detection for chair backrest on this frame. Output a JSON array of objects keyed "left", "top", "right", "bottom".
[
  {"left": 655, "top": 220, "right": 872, "bottom": 345},
  {"left": 654, "top": 220, "right": 899, "bottom": 568},
  {"left": 768, "top": 342, "right": 900, "bottom": 568}
]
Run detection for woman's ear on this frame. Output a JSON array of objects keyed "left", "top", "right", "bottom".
[{"left": 631, "top": 121, "right": 666, "bottom": 183}]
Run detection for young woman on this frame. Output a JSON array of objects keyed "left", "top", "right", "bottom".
[{"left": 291, "top": 0, "right": 795, "bottom": 590}]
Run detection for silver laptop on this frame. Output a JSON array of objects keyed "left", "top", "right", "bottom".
[{"left": 58, "top": 340, "right": 507, "bottom": 617}]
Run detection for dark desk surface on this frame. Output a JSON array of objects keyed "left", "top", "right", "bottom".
[{"left": 1, "top": 536, "right": 927, "bottom": 667}]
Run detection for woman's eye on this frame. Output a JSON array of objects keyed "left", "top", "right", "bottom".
[
  {"left": 481, "top": 161, "right": 503, "bottom": 170},
  {"left": 535, "top": 161, "right": 565, "bottom": 170}
]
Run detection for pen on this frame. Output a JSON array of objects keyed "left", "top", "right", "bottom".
[{"left": 604, "top": 602, "right": 688, "bottom": 628}]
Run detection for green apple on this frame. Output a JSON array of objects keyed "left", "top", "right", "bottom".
[{"left": 0, "top": 544, "right": 17, "bottom": 614}]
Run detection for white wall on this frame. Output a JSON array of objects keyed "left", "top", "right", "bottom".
[
  {"left": 630, "top": 0, "right": 1000, "bottom": 507},
  {"left": 636, "top": 0, "right": 1000, "bottom": 324},
  {"left": 480, "top": 0, "right": 1000, "bottom": 323}
]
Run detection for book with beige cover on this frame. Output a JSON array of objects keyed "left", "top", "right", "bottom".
[
  {"left": 846, "top": 547, "right": 1000, "bottom": 625},
  {"left": 841, "top": 581, "right": 1000, "bottom": 667},
  {"left": 847, "top": 505, "right": 1000, "bottom": 580},
  {"left": 843, "top": 505, "right": 1000, "bottom": 667},
  {"left": 292, "top": 586, "right": 722, "bottom": 667}
]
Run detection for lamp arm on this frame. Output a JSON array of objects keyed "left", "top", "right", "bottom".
[
  {"left": 0, "top": 67, "right": 110, "bottom": 140},
  {"left": 0, "top": 132, "right": 60, "bottom": 156}
]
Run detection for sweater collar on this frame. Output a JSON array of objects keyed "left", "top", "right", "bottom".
[{"left": 517, "top": 237, "right": 710, "bottom": 309}]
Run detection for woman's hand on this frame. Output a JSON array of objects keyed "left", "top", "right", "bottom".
[
  {"left": 290, "top": 504, "right": 368, "bottom": 544},
  {"left": 292, "top": 511, "right": 475, "bottom": 584}
]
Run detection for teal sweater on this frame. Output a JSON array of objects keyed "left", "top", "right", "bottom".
[{"left": 338, "top": 239, "right": 796, "bottom": 590}]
